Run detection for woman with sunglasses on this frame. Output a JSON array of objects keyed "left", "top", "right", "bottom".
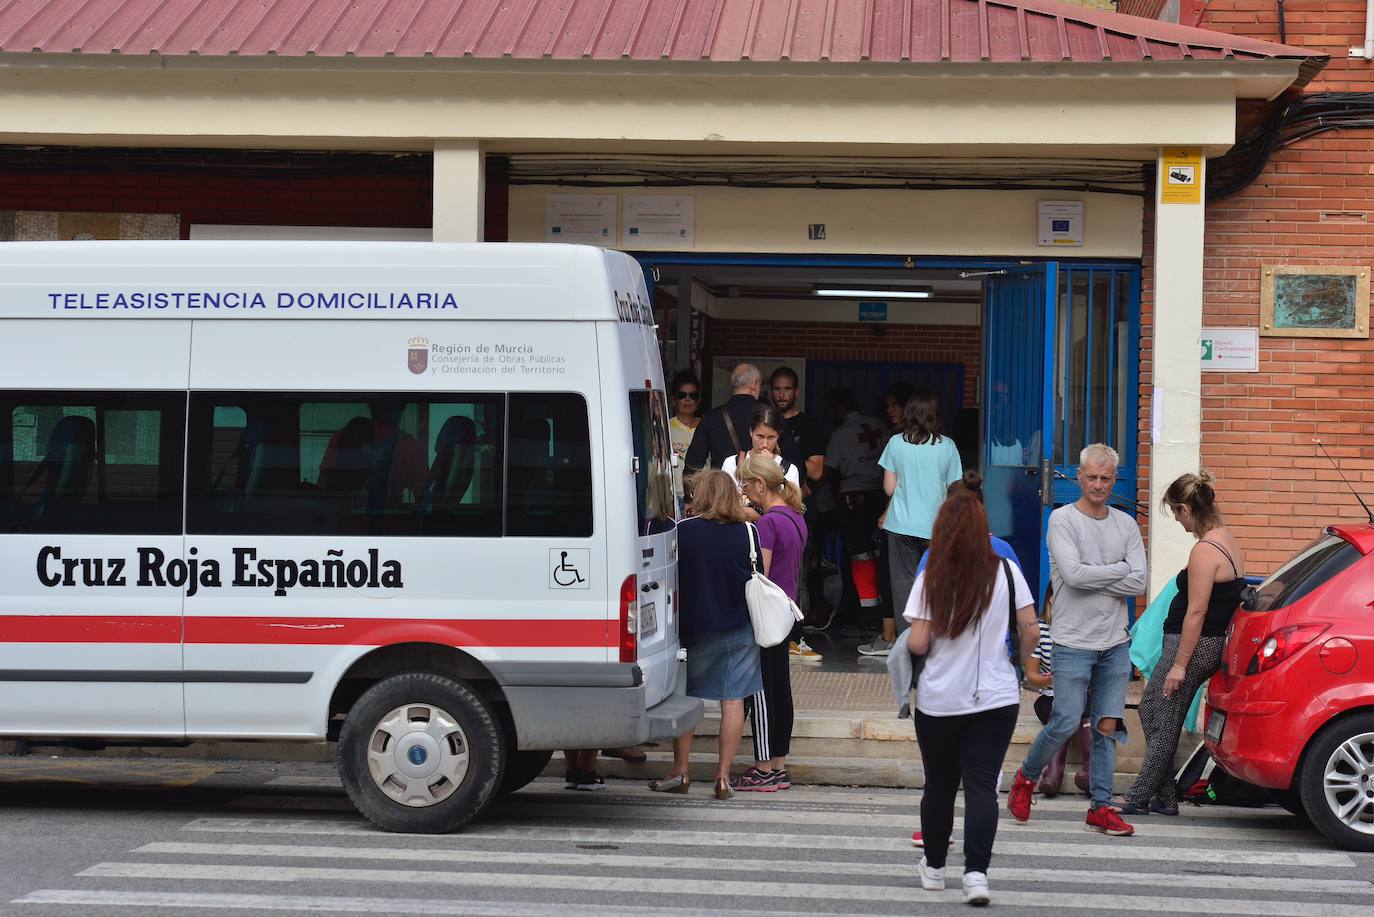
[{"left": 668, "top": 370, "right": 702, "bottom": 516}]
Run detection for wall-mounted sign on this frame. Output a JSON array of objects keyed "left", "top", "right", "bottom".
[
  {"left": 1160, "top": 148, "right": 1203, "bottom": 205},
  {"left": 858, "top": 301, "right": 888, "bottom": 322},
  {"left": 544, "top": 194, "right": 616, "bottom": 244},
  {"left": 1037, "top": 201, "right": 1084, "bottom": 247},
  {"left": 623, "top": 195, "right": 694, "bottom": 249},
  {"left": 1200, "top": 327, "right": 1259, "bottom": 372}
]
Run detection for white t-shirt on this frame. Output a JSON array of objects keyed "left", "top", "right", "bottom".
[
  {"left": 903, "top": 560, "right": 1033, "bottom": 717},
  {"left": 721, "top": 452, "right": 800, "bottom": 487}
]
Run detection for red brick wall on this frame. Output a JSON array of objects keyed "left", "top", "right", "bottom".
[
  {"left": 1138, "top": 3, "right": 1374, "bottom": 570},
  {"left": 707, "top": 318, "right": 982, "bottom": 405}
]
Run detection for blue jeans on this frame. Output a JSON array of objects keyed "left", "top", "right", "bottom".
[{"left": 1020, "top": 641, "right": 1131, "bottom": 808}]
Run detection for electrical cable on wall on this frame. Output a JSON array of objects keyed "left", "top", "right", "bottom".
[{"left": 1207, "top": 92, "right": 1374, "bottom": 200}]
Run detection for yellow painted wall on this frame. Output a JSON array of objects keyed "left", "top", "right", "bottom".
[{"left": 509, "top": 187, "right": 1143, "bottom": 257}]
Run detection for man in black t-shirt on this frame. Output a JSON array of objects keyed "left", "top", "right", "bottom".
[{"left": 770, "top": 367, "right": 830, "bottom": 655}]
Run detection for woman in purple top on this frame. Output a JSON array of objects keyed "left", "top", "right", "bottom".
[{"left": 731, "top": 453, "right": 808, "bottom": 792}]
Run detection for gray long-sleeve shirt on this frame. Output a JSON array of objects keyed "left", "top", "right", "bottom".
[{"left": 1046, "top": 503, "right": 1147, "bottom": 651}]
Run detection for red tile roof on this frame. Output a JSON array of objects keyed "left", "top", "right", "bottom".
[{"left": 0, "top": 0, "right": 1323, "bottom": 70}]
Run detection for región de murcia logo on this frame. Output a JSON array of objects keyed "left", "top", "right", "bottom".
[{"left": 407, "top": 336, "right": 429, "bottom": 374}]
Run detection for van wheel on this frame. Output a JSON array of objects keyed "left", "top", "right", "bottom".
[
  {"left": 1297, "top": 712, "right": 1374, "bottom": 852},
  {"left": 337, "top": 673, "right": 503, "bottom": 833},
  {"left": 498, "top": 750, "right": 555, "bottom": 796}
]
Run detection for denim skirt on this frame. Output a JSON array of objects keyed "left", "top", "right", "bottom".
[{"left": 686, "top": 624, "right": 763, "bottom": 701}]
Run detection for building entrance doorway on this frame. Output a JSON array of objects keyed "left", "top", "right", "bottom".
[{"left": 638, "top": 253, "right": 1140, "bottom": 601}]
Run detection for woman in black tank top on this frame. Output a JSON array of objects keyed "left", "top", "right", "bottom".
[{"left": 1121, "top": 472, "right": 1245, "bottom": 816}]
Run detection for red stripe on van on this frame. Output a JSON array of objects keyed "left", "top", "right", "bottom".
[
  {"left": 0, "top": 615, "right": 609, "bottom": 648},
  {"left": 185, "top": 616, "right": 609, "bottom": 647},
  {"left": 0, "top": 616, "right": 181, "bottom": 643}
]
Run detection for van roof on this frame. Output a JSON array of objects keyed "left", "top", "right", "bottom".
[{"left": 0, "top": 241, "right": 649, "bottom": 322}]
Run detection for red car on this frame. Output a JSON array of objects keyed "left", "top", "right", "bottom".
[{"left": 1206, "top": 523, "right": 1374, "bottom": 852}]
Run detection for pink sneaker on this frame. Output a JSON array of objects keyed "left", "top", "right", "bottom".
[{"left": 729, "top": 767, "right": 782, "bottom": 793}]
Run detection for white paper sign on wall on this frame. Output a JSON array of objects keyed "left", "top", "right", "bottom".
[
  {"left": 1037, "top": 200, "right": 1085, "bottom": 247},
  {"left": 623, "top": 195, "right": 694, "bottom": 249},
  {"left": 1200, "top": 327, "right": 1259, "bottom": 372}
]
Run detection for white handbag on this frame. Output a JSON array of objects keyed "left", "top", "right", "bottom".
[{"left": 743, "top": 522, "right": 803, "bottom": 647}]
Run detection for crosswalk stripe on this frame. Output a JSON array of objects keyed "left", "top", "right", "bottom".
[
  {"left": 224, "top": 793, "right": 1316, "bottom": 844},
  {"left": 517, "top": 782, "right": 1302, "bottom": 820},
  {"left": 176, "top": 818, "right": 1355, "bottom": 867},
  {"left": 487, "top": 797, "right": 1321, "bottom": 843},
  {"left": 9, "top": 889, "right": 839, "bottom": 916},
  {"left": 131, "top": 842, "right": 1374, "bottom": 895},
  {"left": 71, "top": 863, "right": 1374, "bottom": 916}
]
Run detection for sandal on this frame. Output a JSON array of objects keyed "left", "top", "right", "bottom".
[
  {"left": 602, "top": 746, "right": 649, "bottom": 763},
  {"left": 648, "top": 774, "right": 690, "bottom": 794}
]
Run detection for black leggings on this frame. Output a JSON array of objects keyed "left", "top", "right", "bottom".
[
  {"left": 914, "top": 704, "right": 1019, "bottom": 873},
  {"left": 746, "top": 641, "right": 794, "bottom": 762}
]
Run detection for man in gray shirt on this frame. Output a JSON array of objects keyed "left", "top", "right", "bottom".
[{"left": 1008, "top": 443, "right": 1145, "bottom": 837}]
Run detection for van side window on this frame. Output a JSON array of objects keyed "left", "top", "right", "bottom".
[
  {"left": 186, "top": 392, "right": 504, "bottom": 537},
  {"left": 627, "top": 389, "right": 675, "bottom": 535},
  {"left": 507, "top": 393, "right": 593, "bottom": 537},
  {"left": 0, "top": 392, "right": 185, "bottom": 534}
]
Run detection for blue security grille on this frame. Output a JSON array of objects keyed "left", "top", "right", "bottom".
[{"left": 1051, "top": 266, "right": 1141, "bottom": 511}]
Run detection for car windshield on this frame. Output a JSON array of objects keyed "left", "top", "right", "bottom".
[{"left": 1249, "top": 533, "right": 1361, "bottom": 613}]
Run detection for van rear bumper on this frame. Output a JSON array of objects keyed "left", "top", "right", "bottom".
[{"left": 494, "top": 662, "right": 703, "bottom": 751}]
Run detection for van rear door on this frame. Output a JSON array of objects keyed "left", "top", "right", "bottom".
[{"left": 625, "top": 383, "right": 678, "bottom": 707}]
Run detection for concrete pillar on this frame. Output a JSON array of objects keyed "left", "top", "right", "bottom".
[
  {"left": 432, "top": 141, "right": 484, "bottom": 242},
  {"left": 1147, "top": 148, "right": 1206, "bottom": 599}
]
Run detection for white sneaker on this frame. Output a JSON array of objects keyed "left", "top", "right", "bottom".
[
  {"left": 962, "top": 871, "right": 990, "bottom": 907},
  {"left": 916, "top": 857, "right": 945, "bottom": 891}
]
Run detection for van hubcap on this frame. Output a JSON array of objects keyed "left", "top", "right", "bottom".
[
  {"left": 367, "top": 703, "right": 470, "bottom": 808},
  {"left": 1323, "top": 731, "right": 1374, "bottom": 834}
]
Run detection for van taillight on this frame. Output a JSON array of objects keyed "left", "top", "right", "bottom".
[
  {"left": 619, "top": 574, "right": 638, "bottom": 663},
  {"left": 1246, "top": 623, "right": 1329, "bottom": 675}
]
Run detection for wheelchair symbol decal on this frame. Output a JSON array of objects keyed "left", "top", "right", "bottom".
[{"left": 549, "top": 549, "right": 591, "bottom": 589}]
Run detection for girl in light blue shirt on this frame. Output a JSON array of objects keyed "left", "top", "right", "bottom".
[{"left": 878, "top": 390, "right": 963, "bottom": 653}]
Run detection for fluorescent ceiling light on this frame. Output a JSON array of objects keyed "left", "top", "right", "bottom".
[{"left": 813, "top": 288, "right": 931, "bottom": 299}]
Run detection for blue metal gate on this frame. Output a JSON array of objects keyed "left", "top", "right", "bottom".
[{"left": 983, "top": 264, "right": 1058, "bottom": 601}]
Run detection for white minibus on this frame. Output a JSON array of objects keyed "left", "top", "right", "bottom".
[{"left": 0, "top": 241, "right": 700, "bottom": 832}]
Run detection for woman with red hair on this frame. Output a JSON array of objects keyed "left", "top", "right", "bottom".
[{"left": 904, "top": 491, "right": 1042, "bottom": 907}]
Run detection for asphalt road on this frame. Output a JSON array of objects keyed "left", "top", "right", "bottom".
[{"left": 0, "top": 755, "right": 1370, "bottom": 916}]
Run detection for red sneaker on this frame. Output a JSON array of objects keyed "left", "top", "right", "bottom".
[
  {"left": 1007, "top": 769, "right": 1036, "bottom": 823},
  {"left": 1084, "top": 805, "right": 1135, "bottom": 836},
  {"left": 911, "top": 831, "right": 956, "bottom": 848}
]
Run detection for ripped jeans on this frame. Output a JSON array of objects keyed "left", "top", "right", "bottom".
[{"left": 1020, "top": 641, "right": 1132, "bottom": 808}]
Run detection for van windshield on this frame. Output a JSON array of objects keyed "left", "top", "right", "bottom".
[
  {"left": 1249, "top": 533, "right": 1360, "bottom": 612},
  {"left": 627, "top": 390, "right": 675, "bottom": 536}
]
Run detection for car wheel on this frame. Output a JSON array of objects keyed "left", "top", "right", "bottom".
[
  {"left": 337, "top": 672, "right": 504, "bottom": 833},
  {"left": 1297, "top": 712, "right": 1374, "bottom": 852},
  {"left": 498, "top": 749, "right": 555, "bottom": 796},
  {"left": 1266, "top": 787, "right": 1311, "bottom": 823}
]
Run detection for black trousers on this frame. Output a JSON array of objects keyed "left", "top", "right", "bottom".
[
  {"left": 746, "top": 641, "right": 794, "bottom": 762},
  {"left": 914, "top": 703, "right": 1019, "bottom": 874}
]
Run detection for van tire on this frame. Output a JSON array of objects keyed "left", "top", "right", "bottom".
[
  {"left": 498, "top": 749, "right": 555, "bottom": 796},
  {"left": 337, "top": 672, "right": 504, "bottom": 833},
  {"left": 1297, "top": 712, "right": 1374, "bottom": 852}
]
